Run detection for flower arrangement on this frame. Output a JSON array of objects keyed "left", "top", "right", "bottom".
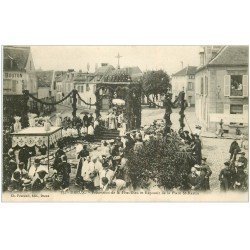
[{"left": 13, "top": 116, "right": 22, "bottom": 132}]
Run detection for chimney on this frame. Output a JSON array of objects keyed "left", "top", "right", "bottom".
[
  {"left": 180, "top": 61, "right": 183, "bottom": 69},
  {"left": 199, "top": 46, "right": 205, "bottom": 66}
]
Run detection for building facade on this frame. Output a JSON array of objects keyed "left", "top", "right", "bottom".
[
  {"left": 3, "top": 46, "right": 38, "bottom": 127},
  {"left": 172, "top": 66, "right": 197, "bottom": 106},
  {"left": 195, "top": 45, "right": 248, "bottom": 133},
  {"left": 36, "top": 70, "right": 57, "bottom": 115}
]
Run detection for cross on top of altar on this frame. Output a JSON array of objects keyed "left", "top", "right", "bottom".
[{"left": 115, "top": 53, "right": 122, "bottom": 69}]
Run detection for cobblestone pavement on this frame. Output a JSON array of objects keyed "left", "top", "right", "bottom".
[
  {"left": 142, "top": 107, "right": 248, "bottom": 191},
  {"left": 49, "top": 107, "right": 247, "bottom": 192}
]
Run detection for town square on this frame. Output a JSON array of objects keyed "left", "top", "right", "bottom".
[{"left": 2, "top": 45, "right": 248, "bottom": 200}]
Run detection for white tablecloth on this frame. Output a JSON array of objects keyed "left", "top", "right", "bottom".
[{"left": 11, "top": 127, "right": 62, "bottom": 148}]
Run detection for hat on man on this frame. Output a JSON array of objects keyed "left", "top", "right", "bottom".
[
  {"left": 202, "top": 157, "right": 207, "bottom": 161},
  {"left": 37, "top": 165, "right": 48, "bottom": 174},
  {"left": 224, "top": 161, "right": 230, "bottom": 166},
  {"left": 34, "top": 158, "right": 41, "bottom": 164},
  {"left": 102, "top": 177, "right": 109, "bottom": 185}
]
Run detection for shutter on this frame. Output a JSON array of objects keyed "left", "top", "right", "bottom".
[
  {"left": 224, "top": 104, "right": 230, "bottom": 114},
  {"left": 243, "top": 105, "right": 248, "bottom": 115},
  {"left": 224, "top": 75, "right": 230, "bottom": 96},
  {"left": 243, "top": 75, "right": 248, "bottom": 97}
]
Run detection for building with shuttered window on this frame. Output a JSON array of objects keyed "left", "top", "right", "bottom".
[
  {"left": 172, "top": 66, "right": 197, "bottom": 107},
  {"left": 195, "top": 45, "right": 248, "bottom": 133}
]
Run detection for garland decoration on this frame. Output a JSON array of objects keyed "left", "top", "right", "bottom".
[{"left": 23, "top": 90, "right": 73, "bottom": 106}]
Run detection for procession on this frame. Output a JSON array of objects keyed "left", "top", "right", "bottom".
[{"left": 2, "top": 45, "right": 249, "bottom": 200}]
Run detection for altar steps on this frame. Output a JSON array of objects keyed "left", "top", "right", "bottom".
[{"left": 93, "top": 128, "right": 120, "bottom": 142}]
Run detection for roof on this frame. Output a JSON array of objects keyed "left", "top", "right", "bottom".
[
  {"left": 91, "top": 65, "right": 115, "bottom": 82},
  {"left": 172, "top": 66, "right": 197, "bottom": 76},
  {"left": 54, "top": 71, "right": 66, "bottom": 82},
  {"left": 208, "top": 45, "right": 248, "bottom": 66},
  {"left": 74, "top": 72, "right": 94, "bottom": 83},
  {"left": 94, "top": 65, "right": 115, "bottom": 75},
  {"left": 3, "top": 46, "right": 30, "bottom": 71},
  {"left": 36, "top": 70, "right": 54, "bottom": 88}
]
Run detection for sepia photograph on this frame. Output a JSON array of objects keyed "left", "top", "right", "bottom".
[{"left": 1, "top": 45, "right": 249, "bottom": 202}]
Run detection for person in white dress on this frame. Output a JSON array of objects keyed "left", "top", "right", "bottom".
[
  {"left": 81, "top": 156, "right": 91, "bottom": 189},
  {"left": 101, "top": 141, "right": 111, "bottom": 157},
  {"left": 109, "top": 112, "right": 116, "bottom": 130},
  {"left": 88, "top": 124, "right": 94, "bottom": 136},
  {"left": 99, "top": 162, "right": 114, "bottom": 189},
  {"left": 92, "top": 156, "right": 103, "bottom": 189}
]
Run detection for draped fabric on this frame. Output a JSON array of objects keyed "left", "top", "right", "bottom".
[{"left": 11, "top": 127, "right": 62, "bottom": 148}]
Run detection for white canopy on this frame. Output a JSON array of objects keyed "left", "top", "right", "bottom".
[{"left": 112, "top": 98, "right": 125, "bottom": 106}]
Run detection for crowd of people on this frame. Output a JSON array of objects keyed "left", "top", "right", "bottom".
[
  {"left": 2, "top": 116, "right": 248, "bottom": 193},
  {"left": 219, "top": 139, "right": 248, "bottom": 191}
]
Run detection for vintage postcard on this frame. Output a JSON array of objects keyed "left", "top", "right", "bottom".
[{"left": 1, "top": 45, "right": 248, "bottom": 202}]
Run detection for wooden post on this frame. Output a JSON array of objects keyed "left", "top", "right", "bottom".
[
  {"left": 72, "top": 89, "right": 77, "bottom": 118},
  {"left": 47, "top": 136, "right": 50, "bottom": 171}
]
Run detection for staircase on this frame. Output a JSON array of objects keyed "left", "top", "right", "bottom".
[{"left": 93, "top": 127, "right": 120, "bottom": 142}]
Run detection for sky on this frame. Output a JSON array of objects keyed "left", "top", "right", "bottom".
[{"left": 31, "top": 46, "right": 201, "bottom": 75}]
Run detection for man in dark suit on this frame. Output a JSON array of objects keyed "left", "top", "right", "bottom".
[
  {"left": 229, "top": 139, "right": 241, "bottom": 162},
  {"left": 53, "top": 143, "right": 65, "bottom": 172},
  {"left": 18, "top": 146, "right": 30, "bottom": 170},
  {"left": 219, "top": 162, "right": 231, "bottom": 192},
  {"left": 200, "top": 157, "right": 212, "bottom": 191},
  {"left": 57, "top": 155, "right": 71, "bottom": 191}
]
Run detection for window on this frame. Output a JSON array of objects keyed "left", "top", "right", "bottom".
[
  {"left": 81, "top": 86, "right": 84, "bottom": 92},
  {"left": 230, "top": 75, "right": 243, "bottom": 96},
  {"left": 200, "top": 77, "right": 204, "bottom": 95},
  {"left": 189, "top": 75, "right": 195, "bottom": 79},
  {"left": 230, "top": 104, "right": 243, "bottom": 114},
  {"left": 205, "top": 76, "right": 208, "bottom": 95},
  {"left": 188, "top": 82, "right": 193, "bottom": 90},
  {"left": 86, "top": 83, "right": 90, "bottom": 92}
]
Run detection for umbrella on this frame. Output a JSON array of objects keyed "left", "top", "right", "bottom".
[{"left": 112, "top": 99, "right": 125, "bottom": 106}]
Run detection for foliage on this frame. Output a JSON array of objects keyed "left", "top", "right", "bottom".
[
  {"left": 127, "top": 134, "right": 195, "bottom": 190},
  {"left": 140, "top": 70, "right": 171, "bottom": 96}
]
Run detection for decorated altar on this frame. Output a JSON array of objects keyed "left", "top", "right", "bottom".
[{"left": 11, "top": 126, "right": 62, "bottom": 168}]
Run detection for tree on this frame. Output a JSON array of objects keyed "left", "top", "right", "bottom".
[
  {"left": 140, "top": 70, "right": 171, "bottom": 102},
  {"left": 127, "top": 134, "right": 195, "bottom": 190}
]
